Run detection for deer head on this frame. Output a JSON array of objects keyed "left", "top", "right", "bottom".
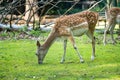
[{"left": 36, "top": 41, "right": 47, "bottom": 64}]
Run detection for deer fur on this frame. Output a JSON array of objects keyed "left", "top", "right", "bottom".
[
  {"left": 36, "top": 10, "right": 98, "bottom": 64},
  {"left": 103, "top": 7, "right": 120, "bottom": 45}
]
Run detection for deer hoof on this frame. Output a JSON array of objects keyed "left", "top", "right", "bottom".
[
  {"left": 91, "top": 56, "right": 95, "bottom": 61},
  {"left": 80, "top": 59, "right": 84, "bottom": 63},
  {"left": 112, "top": 40, "right": 117, "bottom": 45},
  {"left": 103, "top": 41, "right": 107, "bottom": 46},
  {"left": 60, "top": 59, "right": 65, "bottom": 64}
]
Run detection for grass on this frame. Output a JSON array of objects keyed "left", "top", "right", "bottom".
[{"left": 0, "top": 34, "right": 120, "bottom": 80}]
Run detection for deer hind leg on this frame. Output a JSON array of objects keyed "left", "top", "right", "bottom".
[
  {"left": 103, "top": 25, "right": 110, "bottom": 45},
  {"left": 60, "top": 39, "right": 67, "bottom": 63},
  {"left": 109, "top": 23, "right": 116, "bottom": 44},
  {"left": 118, "top": 23, "right": 120, "bottom": 36},
  {"left": 103, "top": 18, "right": 115, "bottom": 45},
  {"left": 69, "top": 36, "right": 84, "bottom": 63},
  {"left": 86, "top": 31, "right": 95, "bottom": 61}
]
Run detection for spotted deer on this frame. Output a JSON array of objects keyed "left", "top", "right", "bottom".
[
  {"left": 103, "top": 7, "right": 120, "bottom": 45},
  {"left": 36, "top": 10, "right": 99, "bottom": 64}
]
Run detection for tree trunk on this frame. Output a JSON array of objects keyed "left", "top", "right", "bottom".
[{"left": 24, "top": 0, "right": 39, "bottom": 22}]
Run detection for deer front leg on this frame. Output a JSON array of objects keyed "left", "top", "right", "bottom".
[
  {"left": 69, "top": 36, "right": 84, "bottom": 63},
  {"left": 91, "top": 37, "right": 95, "bottom": 60},
  {"left": 60, "top": 39, "right": 67, "bottom": 63}
]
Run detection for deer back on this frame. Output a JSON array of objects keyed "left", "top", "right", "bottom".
[{"left": 77, "top": 11, "right": 99, "bottom": 34}]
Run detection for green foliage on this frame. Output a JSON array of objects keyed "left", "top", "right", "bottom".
[
  {"left": 60, "top": 8, "right": 82, "bottom": 15},
  {"left": 22, "top": 25, "right": 28, "bottom": 32},
  {"left": 91, "top": 6, "right": 101, "bottom": 12},
  {"left": 29, "top": 30, "right": 41, "bottom": 37},
  {"left": 47, "top": 7, "right": 82, "bottom": 15},
  {"left": 29, "top": 30, "right": 48, "bottom": 37},
  {"left": 0, "top": 30, "right": 49, "bottom": 40},
  {"left": 0, "top": 34, "right": 120, "bottom": 80},
  {"left": 0, "top": 30, "right": 8, "bottom": 37}
]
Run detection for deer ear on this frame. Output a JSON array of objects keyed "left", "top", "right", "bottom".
[{"left": 36, "top": 40, "right": 41, "bottom": 47}]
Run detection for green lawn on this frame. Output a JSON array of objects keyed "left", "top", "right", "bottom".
[{"left": 0, "top": 36, "right": 120, "bottom": 80}]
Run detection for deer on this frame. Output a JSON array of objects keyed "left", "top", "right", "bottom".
[
  {"left": 103, "top": 7, "right": 120, "bottom": 45},
  {"left": 36, "top": 10, "right": 99, "bottom": 64}
]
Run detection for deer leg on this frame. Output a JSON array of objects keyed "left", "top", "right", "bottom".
[
  {"left": 103, "top": 21, "right": 112, "bottom": 45},
  {"left": 86, "top": 31, "right": 95, "bottom": 61},
  {"left": 103, "top": 30, "right": 107, "bottom": 46},
  {"left": 119, "top": 24, "right": 120, "bottom": 30},
  {"left": 60, "top": 39, "right": 67, "bottom": 63},
  {"left": 69, "top": 36, "right": 84, "bottom": 63},
  {"left": 109, "top": 23, "right": 116, "bottom": 44},
  {"left": 118, "top": 24, "right": 120, "bottom": 35}
]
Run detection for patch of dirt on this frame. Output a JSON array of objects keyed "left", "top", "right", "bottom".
[{"left": 0, "top": 31, "right": 36, "bottom": 40}]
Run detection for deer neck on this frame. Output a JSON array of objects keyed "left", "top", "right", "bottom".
[{"left": 42, "top": 29, "right": 57, "bottom": 50}]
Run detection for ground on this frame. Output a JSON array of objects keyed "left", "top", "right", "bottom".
[{"left": 0, "top": 33, "right": 120, "bottom": 80}]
